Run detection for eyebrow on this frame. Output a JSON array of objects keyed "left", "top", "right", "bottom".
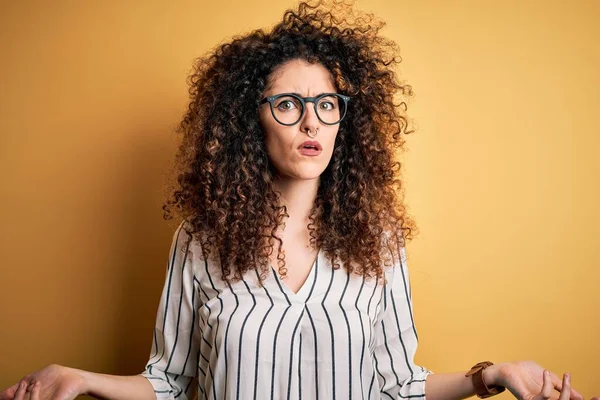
[{"left": 288, "top": 91, "right": 336, "bottom": 97}]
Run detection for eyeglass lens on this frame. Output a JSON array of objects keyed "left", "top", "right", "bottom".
[{"left": 271, "top": 94, "right": 346, "bottom": 125}]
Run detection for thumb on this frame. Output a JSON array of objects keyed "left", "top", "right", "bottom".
[
  {"left": 0, "top": 382, "right": 19, "bottom": 400},
  {"left": 533, "top": 370, "right": 554, "bottom": 400}
]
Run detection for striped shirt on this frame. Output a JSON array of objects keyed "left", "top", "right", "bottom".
[{"left": 141, "top": 221, "right": 433, "bottom": 400}]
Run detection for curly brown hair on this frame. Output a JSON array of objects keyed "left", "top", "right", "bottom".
[{"left": 162, "top": 0, "right": 419, "bottom": 286}]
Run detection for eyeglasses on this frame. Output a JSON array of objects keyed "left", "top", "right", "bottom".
[{"left": 260, "top": 92, "right": 352, "bottom": 126}]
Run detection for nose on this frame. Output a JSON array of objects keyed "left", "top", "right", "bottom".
[{"left": 299, "top": 102, "right": 320, "bottom": 134}]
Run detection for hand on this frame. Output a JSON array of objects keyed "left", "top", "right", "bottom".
[
  {"left": 485, "top": 360, "right": 599, "bottom": 400},
  {"left": 0, "top": 364, "right": 86, "bottom": 400}
]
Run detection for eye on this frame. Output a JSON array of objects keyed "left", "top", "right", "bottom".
[
  {"left": 319, "top": 101, "right": 335, "bottom": 111},
  {"left": 317, "top": 95, "right": 339, "bottom": 112},
  {"left": 275, "top": 98, "right": 300, "bottom": 111},
  {"left": 278, "top": 101, "right": 294, "bottom": 110}
]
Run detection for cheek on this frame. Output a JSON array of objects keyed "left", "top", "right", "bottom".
[
  {"left": 262, "top": 130, "right": 285, "bottom": 162},
  {"left": 265, "top": 133, "right": 293, "bottom": 158},
  {"left": 325, "top": 130, "right": 340, "bottom": 153},
  {"left": 261, "top": 124, "right": 292, "bottom": 154}
]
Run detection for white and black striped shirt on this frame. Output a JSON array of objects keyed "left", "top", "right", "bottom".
[{"left": 141, "top": 221, "right": 433, "bottom": 400}]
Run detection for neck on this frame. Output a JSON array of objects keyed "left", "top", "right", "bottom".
[{"left": 272, "top": 175, "right": 319, "bottom": 231}]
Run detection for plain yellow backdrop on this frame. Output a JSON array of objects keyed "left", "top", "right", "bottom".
[{"left": 1, "top": 0, "right": 598, "bottom": 397}]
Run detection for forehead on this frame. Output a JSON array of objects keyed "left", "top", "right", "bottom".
[{"left": 265, "top": 59, "right": 336, "bottom": 94}]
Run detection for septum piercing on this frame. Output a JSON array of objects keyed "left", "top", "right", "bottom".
[{"left": 307, "top": 127, "right": 318, "bottom": 138}]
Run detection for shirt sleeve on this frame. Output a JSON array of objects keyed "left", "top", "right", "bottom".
[
  {"left": 372, "top": 245, "right": 434, "bottom": 399},
  {"left": 140, "top": 221, "right": 203, "bottom": 400}
]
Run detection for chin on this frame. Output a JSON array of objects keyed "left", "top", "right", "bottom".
[
  {"left": 300, "top": 173, "right": 323, "bottom": 180},
  {"left": 282, "top": 168, "right": 325, "bottom": 180}
]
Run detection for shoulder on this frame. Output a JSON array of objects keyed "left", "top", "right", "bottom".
[
  {"left": 380, "top": 228, "right": 408, "bottom": 269},
  {"left": 167, "top": 219, "right": 206, "bottom": 276},
  {"left": 170, "top": 220, "right": 193, "bottom": 253}
]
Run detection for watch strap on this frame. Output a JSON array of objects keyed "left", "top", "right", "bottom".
[{"left": 465, "top": 361, "right": 506, "bottom": 399}]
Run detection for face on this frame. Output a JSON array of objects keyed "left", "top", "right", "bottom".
[{"left": 259, "top": 59, "right": 340, "bottom": 181}]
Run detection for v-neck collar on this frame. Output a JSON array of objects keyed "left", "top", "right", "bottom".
[{"left": 270, "top": 248, "right": 320, "bottom": 303}]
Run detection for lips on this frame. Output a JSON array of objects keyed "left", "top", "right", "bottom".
[
  {"left": 298, "top": 140, "right": 322, "bottom": 151},
  {"left": 298, "top": 147, "right": 321, "bottom": 156}
]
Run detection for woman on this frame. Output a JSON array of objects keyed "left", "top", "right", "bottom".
[{"left": 1, "top": 1, "right": 596, "bottom": 400}]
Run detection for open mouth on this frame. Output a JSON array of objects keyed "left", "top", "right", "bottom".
[{"left": 298, "top": 146, "right": 322, "bottom": 156}]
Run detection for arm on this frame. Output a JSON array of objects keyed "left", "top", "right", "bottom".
[
  {"left": 0, "top": 364, "right": 157, "bottom": 400},
  {"left": 374, "top": 247, "right": 593, "bottom": 400},
  {"left": 138, "top": 221, "right": 203, "bottom": 400},
  {"left": 0, "top": 222, "right": 202, "bottom": 400},
  {"left": 371, "top": 246, "right": 434, "bottom": 398},
  {"left": 372, "top": 245, "right": 507, "bottom": 400},
  {"left": 424, "top": 366, "right": 502, "bottom": 400},
  {"left": 74, "top": 368, "right": 157, "bottom": 400}
]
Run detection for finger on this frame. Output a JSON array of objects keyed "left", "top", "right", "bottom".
[
  {"left": 0, "top": 383, "right": 20, "bottom": 400},
  {"left": 568, "top": 386, "right": 584, "bottom": 400},
  {"left": 14, "top": 381, "right": 27, "bottom": 400},
  {"left": 557, "top": 374, "right": 584, "bottom": 400},
  {"left": 549, "top": 370, "right": 564, "bottom": 391},
  {"left": 535, "top": 370, "right": 554, "bottom": 400},
  {"left": 29, "top": 383, "right": 40, "bottom": 400},
  {"left": 558, "top": 374, "right": 571, "bottom": 400},
  {"left": 547, "top": 371, "right": 584, "bottom": 400}
]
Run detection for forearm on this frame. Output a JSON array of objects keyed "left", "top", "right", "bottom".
[
  {"left": 71, "top": 367, "right": 157, "bottom": 400},
  {"left": 425, "top": 364, "right": 501, "bottom": 400}
]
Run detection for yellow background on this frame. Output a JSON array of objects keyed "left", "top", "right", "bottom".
[{"left": 1, "top": 0, "right": 598, "bottom": 397}]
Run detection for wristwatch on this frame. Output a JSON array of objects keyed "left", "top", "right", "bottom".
[{"left": 465, "top": 361, "right": 506, "bottom": 398}]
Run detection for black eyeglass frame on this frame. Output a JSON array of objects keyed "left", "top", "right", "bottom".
[{"left": 259, "top": 92, "right": 352, "bottom": 126}]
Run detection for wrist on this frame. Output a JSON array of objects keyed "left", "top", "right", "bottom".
[
  {"left": 481, "top": 363, "right": 507, "bottom": 387},
  {"left": 67, "top": 366, "right": 91, "bottom": 396}
]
